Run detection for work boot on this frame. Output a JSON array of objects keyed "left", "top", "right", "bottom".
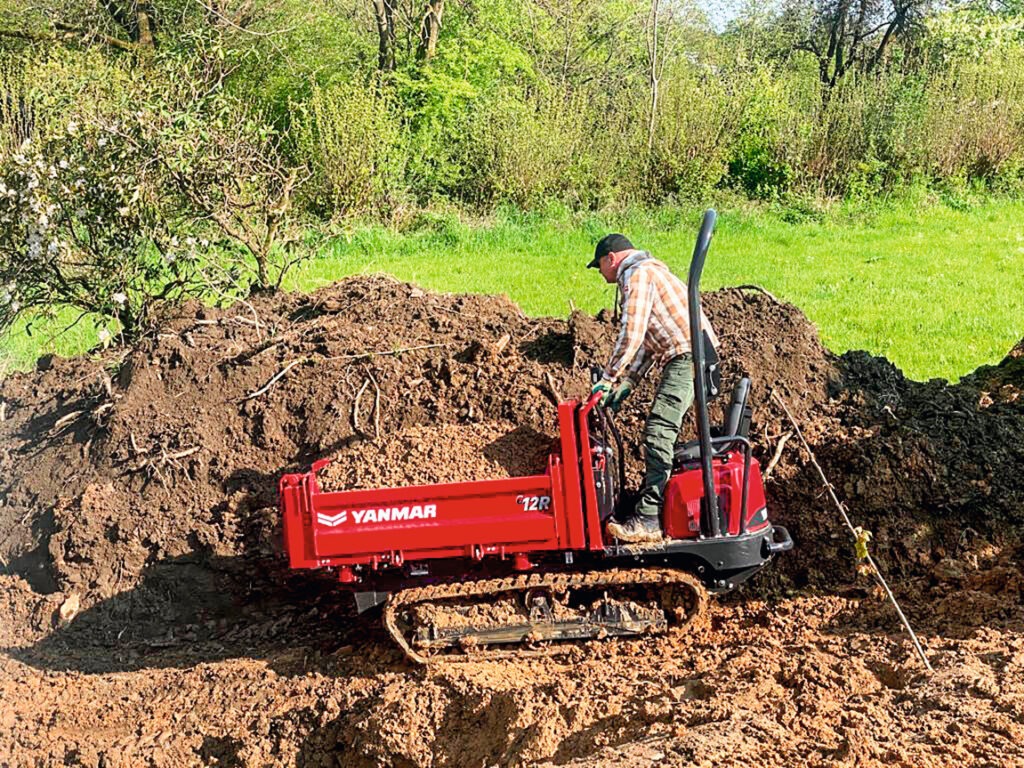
[{"left": 607, "top": 513, "right": 662, "bottom": 544}]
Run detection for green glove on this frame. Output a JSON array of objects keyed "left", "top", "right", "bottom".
[
  {"left": 607, "top": 379, "right": 633, "bottom": 412},
  {"left": 591, "top": 380, "right": 612, "bottom": 406}
]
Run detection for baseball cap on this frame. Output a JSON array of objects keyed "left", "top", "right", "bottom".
[{"left": 588, "top": 233, "right": 633, "bottom": 268}]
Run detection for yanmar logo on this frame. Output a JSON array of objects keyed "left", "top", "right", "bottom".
[{"left": 316, "top": 504, "right": 437, "bottom": 528}]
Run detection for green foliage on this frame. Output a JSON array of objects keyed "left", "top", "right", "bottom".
[
  {"left": 0, "top": 52, "right": 194, "bottom": 337},
  {"left": 458, "top": 89, "right": 598, "bottom": 208},
  {"left": 0, "top": 47, "right": 308, "bottom": 340},
  {"left": 727, "top": 66, "right": 796, "bottom": 198},
  {"left": 294, "top": 81, "right": 405, "bottom": 220},
  {"left": 2, "top": 0, "right": 1024, "bottom": 320}
]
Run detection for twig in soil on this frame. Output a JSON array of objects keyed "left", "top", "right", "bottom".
[
  {"left": 491, "top": 333, "right": 511, "bottom": 358},
  {"left": 770, "top": 390, "right": 934, "bottom": 673},
  {"left": 52, "top": 410, "right": 85, "bottom": 433},
  {"left": 235, "top": 298, "right": 263, "bottom": 341},
  {"left": 763, "top": 430, "right": 793, "bottom": 480},
  {"left": 322, "top": 343, "right": 447, "bottom": 363},
  {"left": 162, "top": 446, "right": 201, "bottom": 462},
  {"left": 0, "top": 401, "right": 6, "bottom": 422},
  {"left": 543, "top": 372, "right": 564, "bottom": 406},
  {"left": 367, "top": 370, "right": 382, "bottom": 440},
  {"left": 731, "top": 284, "right": 783, "bottom": 304},
  {"left": 241, "top": 358, "right": 306, "bottom": 401},
  {"left": 352, "top": 378, "right": 371, "bottom": 434}
]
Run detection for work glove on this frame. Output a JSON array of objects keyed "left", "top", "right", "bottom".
[
  {"left": 607, "top": 379, "right": 633, "bottom": 412},
  {"left": 591, "top": 379, "right": 613, "bottom": 406}
]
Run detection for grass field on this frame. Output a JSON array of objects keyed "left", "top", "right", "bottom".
[{"left": 3, "top": 199, "right": 1023, "bottom": 381}]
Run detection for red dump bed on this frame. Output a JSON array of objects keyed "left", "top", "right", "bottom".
[{"left": 279, "top": 400, "right": 605, "bottom": 571}]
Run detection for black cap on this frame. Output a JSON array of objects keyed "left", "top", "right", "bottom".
[{"left": 588, "top": 233, "right": 633, "bottom": 268}]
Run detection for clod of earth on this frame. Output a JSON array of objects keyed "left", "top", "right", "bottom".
[{"left": 1, "top": 275, "right": 1023, "bottom": 767}]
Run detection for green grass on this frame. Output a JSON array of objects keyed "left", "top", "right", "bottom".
[{"left": 3, "top": 199, "right": 1024, "bottom": 381}]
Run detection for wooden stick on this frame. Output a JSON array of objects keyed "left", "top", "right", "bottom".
[
  {"left": 352, "top": 379, "right": 370, "bottom": 433},
  {"left": 242, "top": 358, "right": 305, "bottom": 401},
  {"left": 162, "top": 446, "right": 200, "bottom": 462},
  {"left": 763, "top": 430, "right": 793, "bottom": 480},
  {"left": 52, "top": 410, "right": 85, "bottom": 432},
  {"left": 322, "top": 343, "right": 447, "bottom": 362},
  {"left": 770, "top": 390, "right": 933, "bottom": 672},
  {"left": 491, "top": 333, "right": 511, "bottom": 358},
  {"left": 368, "top": 371, "right": 382, "bottom": 440},
  {"left": 544, "top": 372, "right": 564, "bottom": 405},
  {"left": 731, "top": 284, "right": 782, "bottom": 304}
]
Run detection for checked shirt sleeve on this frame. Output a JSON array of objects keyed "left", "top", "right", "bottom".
[{"left": 603, "top": 267, "right": 654, "bottom": 383}]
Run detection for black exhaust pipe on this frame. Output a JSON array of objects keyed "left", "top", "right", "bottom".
[{"left": 687, "top": 209, "right": 720, "bottom": 538}]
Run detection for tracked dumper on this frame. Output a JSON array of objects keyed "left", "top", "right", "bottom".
[{"left": 279, "top": 210, "right": 793, "bottom": 662}]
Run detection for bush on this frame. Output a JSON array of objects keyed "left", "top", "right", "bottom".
[
  {"left": 727, "top": 66, "right": 797, "bottom": 198},
  {"left": 0, "top": 50, "right": 308, "bottom": 340},
  {"left": 0, "top": 112, "right": 193, "bottom": 337},
  {"left": 919, "top": 50, "right": 1024, "bottom": 185},
  {"left": 460, "top": 88, "right": 601, "bottom": 209},
  {"left": 644, "top": 65, "right": 735, "bottom": 202},
  {"left": 293, "top": 81, "right": 407, "bottom": 220}
]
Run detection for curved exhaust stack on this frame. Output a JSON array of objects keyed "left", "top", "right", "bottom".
[{"left": 686, "top": 209, "right": 720, "bottom": 538}]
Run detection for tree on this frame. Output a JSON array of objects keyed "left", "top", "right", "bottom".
[
  {"left": 371, "top": 0, "right": 397, "bottom": 71},
  {"left": 0, "top": 0, "right": 282, "bottom": 59},
  {"left": 0, "top": 112, "right": 198, "bottom": 337},
  {"left": 780, "top": 0, "right": 934, "bottom": 88},
  {"left": 0, "top": 52, "right": 308, "bottom": 342},
  {"left": 417, "top": 0, "right": 443, "bottom": 62}
]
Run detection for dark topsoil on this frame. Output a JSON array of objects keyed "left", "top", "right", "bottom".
[{"left": 1, "top": 276, "right": 1023, "bottom": 768}]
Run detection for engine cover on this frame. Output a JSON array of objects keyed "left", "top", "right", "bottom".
[{"left": 663, "top": 452, "right": 769, "bottom": 539}]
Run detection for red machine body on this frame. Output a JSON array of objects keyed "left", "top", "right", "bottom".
[
  {"left": 663, "top": 457, "right": 768, "bottom": 539},
  {"left": 280, "top": 392, "right": 785, "bottom": 593}
]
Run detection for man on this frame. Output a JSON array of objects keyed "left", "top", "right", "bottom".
[{"left": 588, "top": 233, "right": 719, "bottom": 543}]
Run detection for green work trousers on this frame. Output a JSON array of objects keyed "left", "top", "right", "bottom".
[{"left": 635, "top": 354, "right": 695, "bottom": 518}]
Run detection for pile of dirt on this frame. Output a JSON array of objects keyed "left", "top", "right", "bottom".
[
  {"left": 0, "top": 276, "right": 844, "bottom": 610},
  {"left": 1, "top": 275, "right": 1023, "bottom": 766},
  {"left": 319, "top": 421, "right": 556, "bottom": 491}
]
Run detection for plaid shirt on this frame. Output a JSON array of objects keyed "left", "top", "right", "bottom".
[{"left": 602, "top": 251, "right": 719, "bottom": 384}]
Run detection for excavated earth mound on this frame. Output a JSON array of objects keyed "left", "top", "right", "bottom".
[{"left": 1, "top": 275, "right": 1023, "bottom": 767}]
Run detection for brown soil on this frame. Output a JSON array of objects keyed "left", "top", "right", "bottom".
[
  {"left": 319, "top": 421, "right": 556, "bottom": 491},
  {"left": 1, "top": 275, "right": 1023, "bottom": 767}
]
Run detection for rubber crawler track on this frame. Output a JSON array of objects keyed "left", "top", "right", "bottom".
[{"left": 383, "top": 568, "right": 709, "bottom": 664}]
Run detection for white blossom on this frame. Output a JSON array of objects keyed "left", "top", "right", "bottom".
[
  {"left": 112, "top": 292, "right": 127, "bottom": 306},
  {"left": 98, "top": 328, "right": 111, "bottom": 343},
  {"left": 67, "top": 121, "right": 78, "bottom": 135}
]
